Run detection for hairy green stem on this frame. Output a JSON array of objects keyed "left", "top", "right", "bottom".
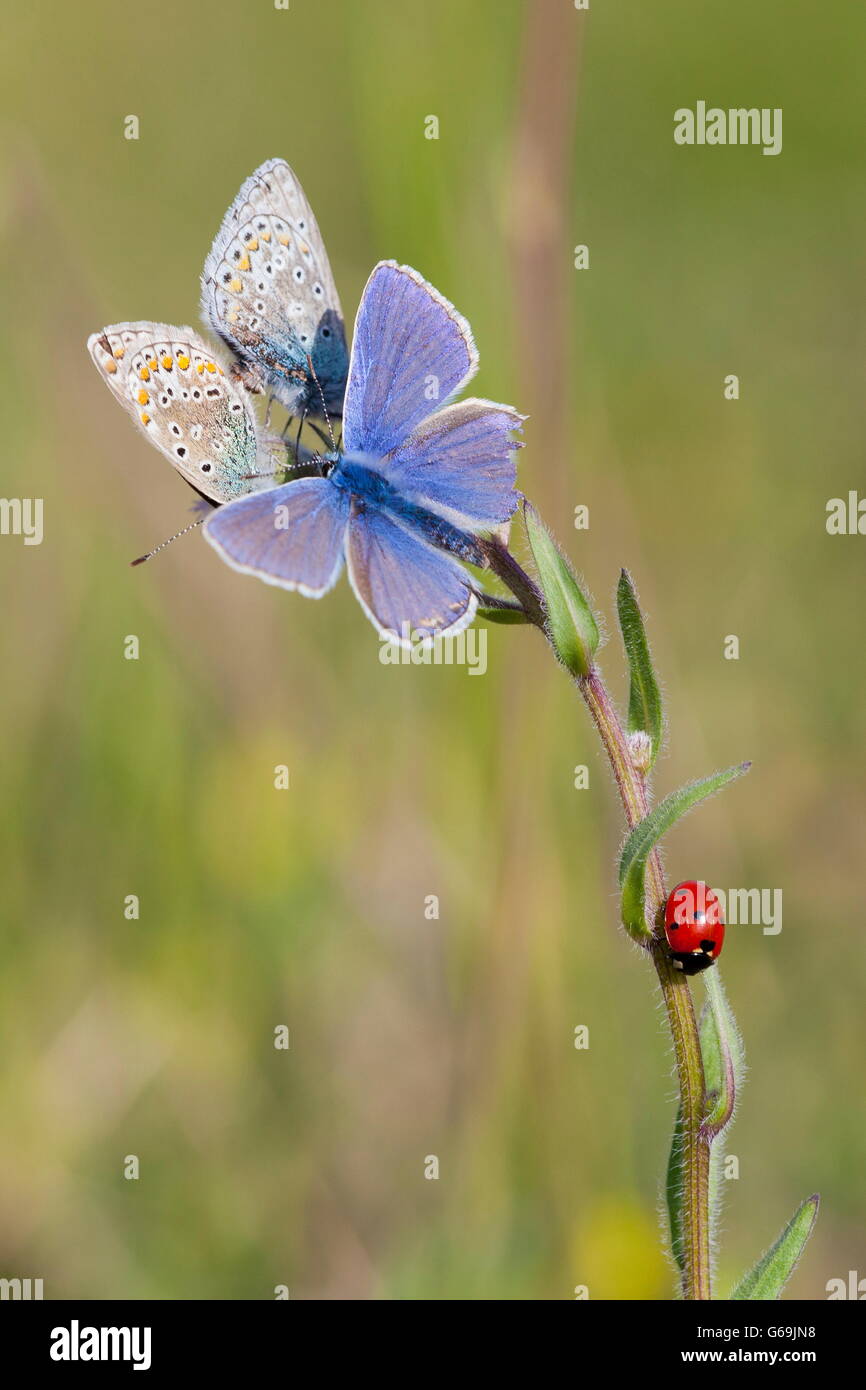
[
  {"left": 579, "top": 671, "right": 710, "bottom": 1300},
  {"left": 488, "top": 539, "right": 711, "bottom": 1299}
]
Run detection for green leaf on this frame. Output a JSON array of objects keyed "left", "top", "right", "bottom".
[
  {"left": 700, "top": 970, "right": 745, "bottom": 1137},
  {"left": 524, "top": 501, "right": 599, "bottom": 677},
  {"left": 618, "top": 763, "right": 750, "bottom": 938},
  {"left": 665, "top": 1105, "right": 686, "bottom": 1273},
  {"left": 617, "top": 569, "right": 663, "bottom": 769},
  {"left": 476, "top": 596, "right": 532, "bottom": 626},
  {"left": 730, "top": 1195, "right": 820, "bottom": 1300},
  {"left": 668, "top": 972, "right": 747, "bottom": 1282},
  {"left": 699, "top": 971, "right": 746, "bottom": 1267}
]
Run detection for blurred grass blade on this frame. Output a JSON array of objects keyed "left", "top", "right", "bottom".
[
  {"left": 618, "top": 763, "right": 750, "bottom": 937},
  {"left": 524, "top": 500, "right": 599, "bottom": 676},
  {"left": 617, "top": 569, "right": 663, "bottom": 769},
  {"left": 665, "top": 1105, "right": 686, "bottom": 1273},
  {"left": 730, "top": 1195, "right": 820, "bottom": 1300}
]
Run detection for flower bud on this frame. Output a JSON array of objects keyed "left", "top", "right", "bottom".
[
  {"left": 628, "top": 730, "right": 653, "bottom": 774},
  {"left": 524, "top": 501, "right": 599, "bottom": 678}
]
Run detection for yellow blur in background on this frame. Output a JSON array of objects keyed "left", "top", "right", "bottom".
[{"left": 0, "top": 0, "right": 864, "bottom": 1299}]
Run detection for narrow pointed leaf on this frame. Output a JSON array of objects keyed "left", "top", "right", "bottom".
[
  {"left": 701, "top": 970, "right": 745, "bottom": 1138},
  {"left": 617, "top": 569, "right": 663, "bottom": 769},
  {"left": 699, "top": 971, "right": 746, "bottom": 1266},
  {"left": 618, "top": 763, "right": 750, "bottom": 937},
  {"left": 730, "top": 1195, "right": 820, "bottom": 1300},
  {"left": 668, "top": 975, "right": 745, "bottom": 1280},
  {"left": 476, "top": 596, "right": 531, "bottom": 625},
  {"left": 524, "top": 501, "right": 599, "bottom": 677}
]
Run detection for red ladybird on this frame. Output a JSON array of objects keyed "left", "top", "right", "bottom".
[{"left": 664, "top": 881, "right": 724, "bottom": 975}]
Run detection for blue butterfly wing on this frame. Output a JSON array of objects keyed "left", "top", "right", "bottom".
[
  {"left": 203, "top": 477, "right": 349, "bottom": 595},
  {"left": 380, "top": 397, "right": 524, "bottom": 528},
  {"left": 342, "top": 262, "right": 478, "bottom": 458},
  {"left": 346, "top": 507, "right": 477, "bottom": 644}
]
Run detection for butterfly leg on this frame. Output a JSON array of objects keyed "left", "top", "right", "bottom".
[
  {"left": 229, "top": 360, "right": 265, "bottom": 396},
  {"left": 306, "top": 420, "right": 333, "bottom": 449}
]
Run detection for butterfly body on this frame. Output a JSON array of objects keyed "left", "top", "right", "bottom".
[
  {"left": 326, "top": 455, "right": 487, "bottom": 566},
  {"left": 201, "top": 159, "right": 348, "bottom": 419},
  {"left": 205, "top": 261, "right": 524, "bottom": 642},
  {"left": 225, "top": 310, "right": 346, "bottom": 414}
]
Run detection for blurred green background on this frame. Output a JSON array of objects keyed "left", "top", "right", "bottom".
[{"left": 1, "top": 0, "right": 864, "bottom": 1300}]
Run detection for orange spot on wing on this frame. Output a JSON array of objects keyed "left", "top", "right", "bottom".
[
  {"left": 140, "top": 412, "right": 151, "bottom": 425},
  {"left": 106, "top": 359, "right": 118, "bottom": 374},
  {"left": 137, "top": 389, "right": 149, "bottom": 405},
  {"left": 244, "top": 236, "right": 259, "bottom": 251},
  {"left": 229, "top": 278, "right": 242, "bottom": 293},
  {"left": 139, "top": 366, "right": 150, "bottom": 380},
  {"left": 177, "top": 354, "right": 190, "bottom": 369},
  {"left": 161, "top": 355, "right": 173, "bottom": 370},
  {"left": 237, "top": 255, "right": 250, "bottom": 271}
]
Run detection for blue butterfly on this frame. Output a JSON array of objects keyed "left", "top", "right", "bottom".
[{"left": 204, "top": 261, "right": 525, "bottom": 644}]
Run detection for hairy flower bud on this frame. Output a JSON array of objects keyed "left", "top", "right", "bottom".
[{"left": 628, "top": 729, "right": 653, "bottom": 774}]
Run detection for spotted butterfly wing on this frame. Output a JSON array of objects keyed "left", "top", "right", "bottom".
[
  {"left": 87, "top": 322, "right": 275, "bottom": 503},
  {"left": 201, "top": 158, "right": 348, "bottom": 420}
]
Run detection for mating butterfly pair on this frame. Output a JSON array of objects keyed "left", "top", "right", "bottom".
[{"left": 88, "top": 159, "right": 523, "bottom": 643}]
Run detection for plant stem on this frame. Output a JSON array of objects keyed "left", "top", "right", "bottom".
[
  {"left": 650, "top": 944, "right": 711, "bottom": 1298},
  {"left": 579, "top": 671, "right": 710, "bottom": 1300},
  {"left": 479, "top": 535, "right": 547, "bottom": 628},
  {"left": 487, "top": 542, "right": 711, "bottom": 1299}
]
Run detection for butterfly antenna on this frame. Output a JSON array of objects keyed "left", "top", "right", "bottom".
[
  {"left": 239, "top": 465, "right": 282, "bottom": 482},
  {"left": 130, "top": 516, "right": 206, "bottom": 566},
  {"left": 306, "top": 354, "right": 336, "bottom": 450}
]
